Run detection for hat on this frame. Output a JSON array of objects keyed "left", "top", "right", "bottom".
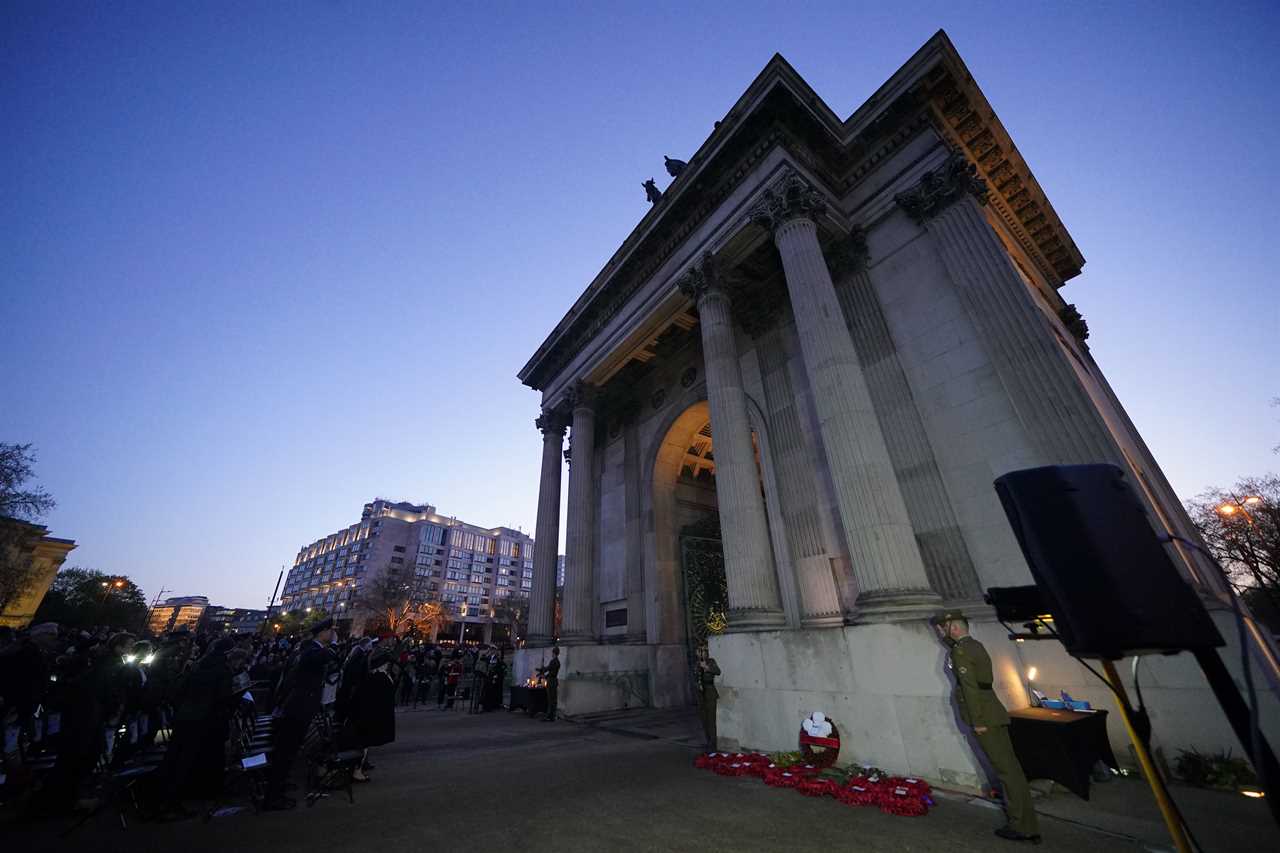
[
  {"left": 930, "top": 611, "right": 964, "bottom": 626},
  {"left": 309, "top": 618, "right": 335, "bottom": 635},
  {"left": 369, "top": 648, "right": 395, "bottom": 669},
  {"left": 29, "top": 622, "right": 59, "bottom": 638}
]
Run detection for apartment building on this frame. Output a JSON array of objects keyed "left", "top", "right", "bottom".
[{"left": 279, "top": 499, "right": 535, "bottom": 638}]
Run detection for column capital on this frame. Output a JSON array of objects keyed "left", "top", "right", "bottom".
[
  {"left": 748, "top": 169, "right": 827, "bottom": 234},
  {"left": 894, "top": 152, "right": 989, "bottom": 224},
  {"left": 535, "top": 409, "right": 568, "bottom": 436},
  {"left": 566, "top": 380, "right": 597, "bottom": 412},
  {"left": 675, "top": 251, "right": 729, "bottom": 305},
  {"left": 826, "top": 226, "right": 869, "bottom": 279}
]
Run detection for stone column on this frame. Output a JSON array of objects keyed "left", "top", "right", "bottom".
[
  {"left": 560, "top": 382, "right": 598, "bottom": 644},
  {"left": 528, "top": 409, "right": 566, "bottom": 647},
  {"left": 895, "top": 153, "right": 1123, "bottom": 469},
  {"left": 678, "top": 255, "right": 786, "bottom": 629},
  {"left": 751, "top": 170, "right": 938, "bottom": 616}
]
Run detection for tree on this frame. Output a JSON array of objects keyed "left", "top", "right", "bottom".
[
  {"left": 33, "top": 567, "right": 148, "bottom": 631},
  {"left": 0, "top": 443, "right": 56, "bottom": 521},
  {"left": 492, "top": 594, "right": 530, "bottom": 648},
  {"left": 356, "top": 571, "right": 444, "bottom": 637},
  {"left": 1186, "top": 474, "right": 1280, "bottom": 632},
  {"left": 271, "top": 606, "right": 331, "bottom": 638},
  {"left": 0, "top": 443, "right": 56, "bottom": 614}
]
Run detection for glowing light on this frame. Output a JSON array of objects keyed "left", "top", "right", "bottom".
[
  {"left": 1242, "top": 789, "right": 1265, "bottom": 798},
  {"left": 141, "top": 653, "right": 155, "bottom": 665},
  {"left": 1243, "top": 496, "right": 1263, "bottom": 506},
  {"left": 1026, "top": 667, "right": 1038, "bottom": 681},
  {"left": 114, "top": 580, "right": 124, "bottom": 587},
  {"left": 124, "top": 654, "right": 137, "bottom": 663},
  {"left": 1218, "top": 504, "right": 1238, "bottom": 515}
]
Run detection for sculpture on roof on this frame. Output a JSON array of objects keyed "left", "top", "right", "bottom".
[
  {"left": 664, "top": 155, "right": 687, "bottom": 177},
  {"left": 643, "top": 179, "right": 663, "bottom": 204}
]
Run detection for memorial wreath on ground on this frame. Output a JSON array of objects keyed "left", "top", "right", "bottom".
[{"left": 693, "top": 711, "right": 935, "bottom": 817}]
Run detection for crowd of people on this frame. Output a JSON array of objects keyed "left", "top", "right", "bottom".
[{"left": 0, "top": 616, "right": 517, "bottom": 821}]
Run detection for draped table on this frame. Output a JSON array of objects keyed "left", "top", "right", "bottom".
[{"left": 1008, "top": 707, "right": 1119, "bottom": 799}]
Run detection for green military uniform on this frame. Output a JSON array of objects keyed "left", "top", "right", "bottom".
[
  {"left": 939, "top": 613, "right": 1040, "bottom": 838},
  {"left": 697, "top": 656, "right": 721, "bottom": 751}
]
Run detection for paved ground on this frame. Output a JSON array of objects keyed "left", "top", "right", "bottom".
[{"left": 4, "top": 707, "right": 1273, "bottom": 852}]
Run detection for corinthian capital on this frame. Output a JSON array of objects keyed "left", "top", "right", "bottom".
[
  {"left": 676, "top": 251, "right": 728, "bottom": 305},
  {"left": 566, "top": 380, "right": 597, "bottom": 412},
  {"left": 535, "top": 409, "right": 568, "bottom": 436},
  {"left": 826, "top": 227, "right": 869, "bottom": 279},
  {"left": 894, "top": 152, "right": 989, "bottom": 224},
  {"left": 748, "top": 169, "right": 827, "bottom": 234}
]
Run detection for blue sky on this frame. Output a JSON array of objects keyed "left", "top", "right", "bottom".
[{"left": 3, "top": 2, "right": 1277, "bottom": 608}]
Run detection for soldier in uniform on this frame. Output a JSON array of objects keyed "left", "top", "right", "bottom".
[
  {"left": 933, "top": 611, "right": 1041, "bottom": 844},
  {"left": 537, "top": 646, "right": 560, "bottom": 722},
  {"left": 695, "top": 646, "right": 721, "bottom": 751}
]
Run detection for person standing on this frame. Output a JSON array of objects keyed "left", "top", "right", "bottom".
[
  {"left": 538, "top": 646, "right": 561, "bottom": 722},
  {"left": 264, "top": 619, "right": 337, "bottom": 810},
  {"left": 696, "top": 647, "right": 721, "bottom": 751},
  {"left": 339, "top": 648, "right": 397, "bottom": 783},
  {"left": 933, "top": 612, "right": 1041, "bottom": 844}
]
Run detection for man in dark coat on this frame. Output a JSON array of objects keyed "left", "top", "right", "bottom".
[
  {"left": 157, "top": 636, "right": 236, "bottom": 816},
  {"left": 339, "top": 647, "right": 397, "bottom": 782},
  {"left": 264, "top": 619, "right": 337, "bottom": 809}
]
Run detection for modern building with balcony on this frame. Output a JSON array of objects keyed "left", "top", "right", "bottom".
[{"left": 279, "top": 499, "right": 536, "bottom": 641}]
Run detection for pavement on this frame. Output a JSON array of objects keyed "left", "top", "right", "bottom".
[{"left": 3, "top": 706, "right": 1274, "bottom": 852}]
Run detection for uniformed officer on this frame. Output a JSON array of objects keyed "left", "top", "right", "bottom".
[
  {"left": 933, "top": 611, "right": 1041, "bottom": 844},
  {"left": 537, "top": 646, "right": 561, "bottom": 721},
  {"left": 265, "top": 618, "right": 338, "bottom": 810},
  {"left": 696, "top": 646, "right": 721, "bottom": 751}
]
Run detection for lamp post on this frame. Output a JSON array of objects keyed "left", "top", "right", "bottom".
[{"left": 1217, "top": 495, "right": 1265, "bottom": 524}]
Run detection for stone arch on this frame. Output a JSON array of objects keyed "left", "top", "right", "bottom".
[{"left": 641, "top": 383, "right": 799, "bottom": 647}]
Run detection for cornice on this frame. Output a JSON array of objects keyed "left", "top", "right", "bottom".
[
  {"left": 918, "top": 65, "right": 1084, "bottom": 286},
  {"left": 520, "top": 31, "right": 1087, "bottom": 390}
]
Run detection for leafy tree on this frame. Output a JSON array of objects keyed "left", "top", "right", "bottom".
[
  {"left": 33, "top": 566, "right": 148, "bottom": 631},
  {"left": 0, "top": 443, "right": 56, "bottom": 614},
  {"left": 1186, "top": 474, "right": 1280, "bottom": 632}
]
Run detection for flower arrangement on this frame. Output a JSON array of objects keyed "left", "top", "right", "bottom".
[{"left": 692, "top": 715, "right": 934, "bottom": 817}]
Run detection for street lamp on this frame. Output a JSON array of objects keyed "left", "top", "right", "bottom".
[{"left": 1217, "top": 495, "right": 1266, "bottom": 523}]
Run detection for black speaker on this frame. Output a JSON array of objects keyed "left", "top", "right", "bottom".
[{"left": 993, "top": 464, "right": 1223, "bottom": 659}]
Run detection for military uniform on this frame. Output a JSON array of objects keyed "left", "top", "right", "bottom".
[
  {"left": 697, "top": 656, "right": 721, "bottom": 750},
  {"left": 542, "top": 652, "right": 561, "bottom": 721},
  {"left": 939, "top": 614, "right": 1040, "bottom": 840}
]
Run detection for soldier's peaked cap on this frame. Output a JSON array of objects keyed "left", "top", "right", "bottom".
[{"left": 930, "top": 610, "right": 965, "bottom": 626}]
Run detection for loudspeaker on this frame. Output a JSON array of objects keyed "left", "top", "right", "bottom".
[{"left": 993, "top": 464, "right": 1222, "bottom": 659}]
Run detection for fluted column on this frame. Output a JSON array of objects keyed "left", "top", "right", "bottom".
[
  {"left": 678, "top": 255, "right": 786, "bottom": 629},
  {"left": 896, "top": 153, "right": 1123, "bottom": 470},
  {"left": 751, "top": 170, "right": 938, "bottom": 617},
  {"left": 560, "top": 382, "right": 598, "bottom": 644},
  {"left": 528, "top": 409, "right": 567, "bottom": 647}
]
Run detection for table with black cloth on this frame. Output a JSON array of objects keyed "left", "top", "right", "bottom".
[
  {"left": 1008, "top": 707, "right": 1119, "bottom": 799},
  {"left": 507, "top": 685, "right": 548, "bottom": 716}
]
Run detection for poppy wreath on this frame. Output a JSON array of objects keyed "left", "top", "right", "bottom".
[
  {"left": 796, "top": 777, "right": 840, "bottom": 797},
  {"left": 836, "top": 776, "right": 885, "bottom": 807},
  {"left": 798, "top": 718, "right": 840, "bottom": 769},
  {"left": 879, "top": 784, "right": 930, "bottom": 817}
]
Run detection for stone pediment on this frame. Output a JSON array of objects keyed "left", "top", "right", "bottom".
[{"left": 519, "top": 30, "right": 1083, "bottom": 392}]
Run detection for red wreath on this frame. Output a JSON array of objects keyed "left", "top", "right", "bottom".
[{"left": 798, "top": 721, "right": 841, "bottom": 768}]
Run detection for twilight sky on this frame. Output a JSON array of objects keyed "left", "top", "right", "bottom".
[{"left": 3, "top": 2, "right": 1278, "bottom": 608}]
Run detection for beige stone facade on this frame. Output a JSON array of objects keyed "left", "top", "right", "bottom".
[
  {"left": 515, "top": 31, "right": 1279, "bottom": 787},
  {"left": 0, "top": 517, "right": 76, "bottom": 629}
]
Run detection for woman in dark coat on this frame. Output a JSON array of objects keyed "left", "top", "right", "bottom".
[{"left": 339, "top": 648, "right": 396, "bottom": 782}]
